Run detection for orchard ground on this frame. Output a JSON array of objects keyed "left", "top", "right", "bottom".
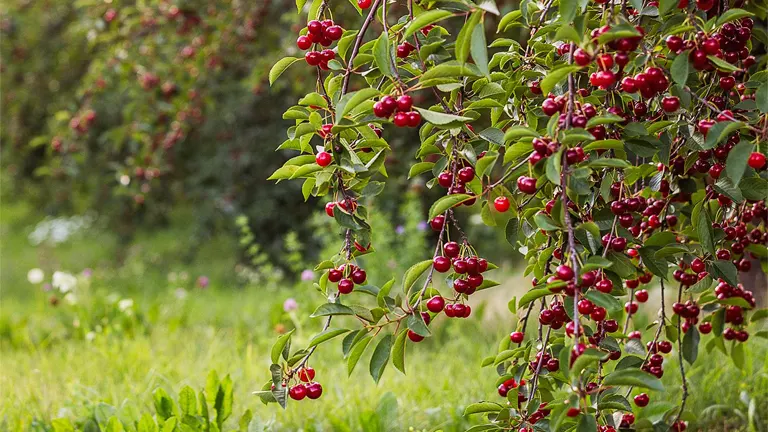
[{"left": 2, "top": 200, "right": 767, "bottom": 431}]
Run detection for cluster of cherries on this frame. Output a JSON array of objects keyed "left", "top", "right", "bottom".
[
  {"left": 396, "top": 25, "right": 434, "bottom": 58},
  {"left": 437, "top": 166, "right": 477, "bottom": 204},
  {"left": 327, "top": 263, "right": 366, "bottom": 295},
  {"left": 643, "top": 340, "right": 674, "bottom": 378},
  {"left": 432, "top": 243, "right": 490, "bottom": 295},
  {"left": 287, "top": 367, "right": 323, "bottom": 400},
  {"left": 497, "top": 378, "right": 553, "bottom": 427},
  {"left": 298, "top": 19, "right": 343, "bottom": 68},
  {"left": 407, "top": 311, "right": 436, "bottom": 342},
  {"left": 324, "top": 197, "right": 356, "bottom": 218},
  {"left": 424, "top": 294, "right": 472, "bottom": 319},
  {"left": 373, "top": 94, "right": 421, "bottom": 128},
  {"left": 681, "top": 20, "right": 756, "bottom": 71}
]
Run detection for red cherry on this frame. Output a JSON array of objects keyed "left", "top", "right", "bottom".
[
  {"left": 494, "top": 196, "right": 511, "bottom": 212},
  {"left": 621, "top": 77, "right": 638, "bottom": 93},
  {"left": 325, "top": 25, "right": 343, "bottom": 41},
  {"left": 338, "top": 278, "right": 354, "bottom": 294},
  {"left": 427, "top": 296, "right": 445, "bottom": 313},
  {"left": 393, "top": 112, "right": 409, "bottom": 127},
  {"left": 510, "top": 331, "right": 524, "bottom": 343},
  {"left": 306, "top": 382, "right": 323, "bottom": 399},
  {"left": 430, "top": 215, "right": 445, "bottom": 231},
  {"left": 596, "top": 279, "right": 613, "bottom": 293},
  {"left": 407, "top": 111, "right": 421, "bottom": 128},
  {"left": 574, "top": 48, "right": 592, "bottom": 66},
  {"left": 748, "top": 152, "right": 766, "bottom": 169},
  {"left": 635, "top": 289, "right": 649, "bottom": 303},
  {"left": 433, "top": 256, "right": 451, "bottom": 272},
  {"left": 437, "top": 172, "right": 453, "bottom": 188},
  {"left": 325, "top": 202, "right": 336, "bottom": 217},
  {"left": 297, "top": 35, "right": 312, "bottom": 50},
  {"left": 666, "top": 35, "right": 683, "bottom": 52},
  {"left": 289, "top": 385, "right": 307, "bottom": 400},
  {"left": 661, "top": 96, "right": 680, "bottom": 113},
  {"left": 305, "top": 51, "right": 321, "bottom": 66},
  {"left": 351, "top": 269, "right": 367, "bottom": 284},
  {"left": 396, "top": 95, "right": 413, "bottom": 112},
  {"left": 315, "top": 151, "right": 332, "bottom": 167},
  {"left": 566, "top": 408, "right": 580, "bottom": 417},
  {"left": 298, "top": 367, "right": 316, "bottom": 382},
  {"left": 698, "top": 322, "right": 712, "bottom": 334},
  {"left": 517, "top": 176, "right": 537, "bottom": 194},
  {"left": 458, "top": 167, "right": 475, "bottom": 183},
  {"left": 542, "top": 99, "right": 559, "bottom": 116},
  {"left": 556, "top": 265, "right": 574, "bottom": 281},
  {"left": 357, "top": 0, "right": 372, "bottom": 8},
  {"left": 634, "top": 393, "right": 650, "bottom": 407},
  {"left": 307, "top": 20, "right": 323, "bottom": 35}
]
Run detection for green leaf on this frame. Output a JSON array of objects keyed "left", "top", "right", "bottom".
[
  {"left": 369, "top": 334, "right": 394, "bottom": 383},
  {"left": 588, "top": 159, "right": 632, "bottom": 168},
  {"left": 504, "top": 125, "right": 540, "bottom": 141},
  {"left": 671, "top": 53, "right": 690, "bottom": 87},
  {"left": 464, "top": 402, "right": 504, "bottom": 416},
  {"left": 374, "top": 31, "right": 394, "bottom": 78},
  {"left": 546, "top": 150, "right": 562, "bottom": 185},
  {"left": 308, "top": 328, "right": 350, "bottom": 348},
  {"left": 725, "top": 141, "right": 752, "bottom": 185},
  {"left": 714, "top": 178, "right": 744, "bottom": 203},
  {"left": 707, "top": 55, "right": 741, "bottom": 72},
  {"left": 597, "top": 25, "right": 641, "bottom": 44},
  {"left": 407, "top": 311, "right": 431, "bottom": 337},
  {"left": 270, "top": 330, "right": 294, "bottom": 364},
  {"left": 403, "top": 9, "right": 454, "bottom": 38},
  {"left": 731, "top": 341, "right": 745, "bottom": 369},
  {"left": 310, "top": 303, "right": 355, "bottom": 317},
  {"left": 740, "top": 177, "right": 768, "bottom": 201},
  {"left": 518, "top": 287, "right": 553, "bottom": 308},
  {"left": 541, "top": 65, "right": 581, "bottom": 95},
  {"left": 269, "top": 57, "right": 301, "bottom": 85},
  {"left": 392, "top": 329, "right": 408, "bottom": 374},
  {"left": 639, "top": 247, "right": 669, "bottom": 279},
  {"left": 577, "top": 414, "right": 598, "bottom": 432},
  {"left": 471, "top": 22, "right": 489, "bottom": 76},
  {"left": 682, "top": 327, "right": 700, "bottom": 364},
  {"left": 403, "top": 259, "right": 434, "bottom": 293},
  {"left": 429, "top": 194, "right": 473, "bottom": 219},
  {"left": 585, "top": 290, "right": 622, "bottom": 314},
  {"left": 712, "top": 260, "right": 739, "bottom": 286},
  {"left": 559, "top": 0, "right": 578, "bottom": 23},
  {"left": 757, "top": 79, "right": 768, "bottom": 113},
  {"left": 703, "top": 121, "right": 745, "bottom": 149},
  {"left": 603, "top": 369, "right": 664, "bottom": 391},
  {"left": 716, "top": 8, "right": 754, "bottom": 26},
  {"left": 584, "top": 139, "right": 624, "bottom": 152},
  {"left": 408, "top": 162, "right": 435, "bottom": 178},
  {"left": 497, "top": 10, "right": 522, "bottom": 32},
  {"left": 658, "top": 0, "right": 677, "bottom": 15},
  {"left": 697, "top": 207, "right": 715, "bottom": 255},
  {"left": 178, "top": 386, "right": 197, "bottom": 416},
  {"left": 347, "top": 335, "right": 373, "bottom": 375},
  {"left": 505, "top": 218, "right": 520, "bottom": 245},
  {"left": 414, "top": 107, "right": 474, "bottom": 126},
  {"left": 456, "top": 11, "right": 482, "bottom": 63},
  {"left": 586, "top": 114, "right": 625, "bottom": 128},
  {"left": 336, "top": 88, "right": 380, "bottom": 124},
  {"left": 475, "top": 150, "right": 499, "bottom": 177},
  {"left": 420, "top": 62, "right": 482, "bottom": 82},
  {"left": 534, "top": 213, "right": 560, "bottom": 230}
]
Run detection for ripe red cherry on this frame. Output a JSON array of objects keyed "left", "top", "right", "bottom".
[
  {"left": 661, "top": 96, "right": 680, "bottom": 113},
  {"left": 698, "top": 322, "right": 712, "bottom": 334},
  {"left": 510, "top": 331, "right": 524, "bottom": 343},
  {"left": 542, "top": 99, "right": 559, "bottom": 116},
  {"left": 430, "top": 215, "right": 445, "bottom": 231},
  {"left": 338, "top": 278, "right": 354, "bottom": 294},
  {"left": 517, "top": 176, "right": 537, "bottom": 194},
  {"left": 666, "top": 35, "right": 683, "bottom": 52},
  {"left": 351, "top": 269, "right": 367, "bottom": 284},
  {"left": 556, "top": 265, "right": 574, "bottom": 281},
  {"left": 305, "top": 51, "right": 321, "bottom": 66},
  {"left": 458, "top": 167, "right": 475, "bottom": 183},
  {"left": 395, "top": 94, "right": 413, "bottom": 112},
  {"left": 325, "top": 202, "right": 336, "bottom": 217},
  {"left": 596, "top": 54, "right": 614, "bottom": 70},
  {"left": 298, "top": 367, "right": 316, "bottom": 382},
  {"left": 357, "top": 0, "right": 372, "bottom": 8},
  {"left": 407, "top": 330, "right": 424, "bottom": 342},
  {"left": 566, "top": 408, "right": 580, "bottom": 417},
  {"left": 307, "top": 20, "right": 323, "bottom": 35},
  {"left": 621, "top": 77, "right": 638, "bottom": 93},
  {"left": 433, "top": 256, "right": 451, "bottom": 272},
  {"left": 590, "top": 307, "right": 607, "bottom": 321},
  {"left": 427, "top": 296, "right": 445, "bottom": 313},
  {"left": 437, "top": 172, "right": 453, "bottom": 188},
  {"left": 574, "top": 48, "right": 592, "bottom": 66},
  {"left": 494, "top": 196, "right": 511, "bottom": 212},
  {"left": 443, "top": 241, "right": 460, "bottom": 258},
  {"left": 315, "top": 151, "right": 332, "bottom": 167},
  {"left": 289, "top": 385, "right": 307, "bottom": 400},
  {"left": 748, "top": 152, "right": 766, "bottom": 169},
  {"left": 696, "top": 0, "right": 714, "bottom": 10},
  {"left": 635, "top": 289, "right": 649, "bottom": 303},
  {"left": 596, "top": 279, "right": 613, "bottom": 293},
  {"left": 325, "top": 25, "right": 343, "bottom": 41},
  {"left": 393, "top": 112, "right": 409, "bottom": 127},
  {"left": 306, "top": 382, "right": 323, "bottom": 399},
  {"left": 634, "top": 393, "right": 650, "bottom": 407},
  {"left": 328, "top": 268, "right": 342, "bottom": 282},
  {"left": 297, "top": 35, "right": 312, "bottom": 50},
  {"left": 407, "top": 111, "right": 421, "bottom": 127},
  {"left": 577, "top": 299, "right": 594, "bottom": 314}
]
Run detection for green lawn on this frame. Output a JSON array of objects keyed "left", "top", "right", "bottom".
[{"left": 2, "top": 201, "right": 767, "bottom": 431}]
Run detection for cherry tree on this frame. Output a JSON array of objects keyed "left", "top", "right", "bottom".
[{"left": 263, "top": 0, "right": 767, "bottom": 429}]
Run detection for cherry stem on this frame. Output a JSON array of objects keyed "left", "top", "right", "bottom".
[{"left": 341, "top": 0, "right": 383, "bottom": 95}]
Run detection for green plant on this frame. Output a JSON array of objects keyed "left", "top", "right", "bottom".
[
  {"left": 49, "top": 371, "right": 258, "bottom": 432},
  {"left": 265, "top": 0, "right": 767, "bottom": 430}
]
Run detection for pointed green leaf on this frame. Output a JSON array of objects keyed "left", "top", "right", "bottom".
[
  {"left": 369, "top": 334, "right": 394, "bottom": 383},
  {"left": 269, "top": 57, "right": 302, "bottom": 85}
]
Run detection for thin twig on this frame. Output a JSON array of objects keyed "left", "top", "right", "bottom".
[{"left": 341, "top": 0, "right": 383, "bottom": 94}]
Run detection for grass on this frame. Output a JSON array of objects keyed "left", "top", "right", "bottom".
[{"left": 2, "top": 200, "right": 767, "bottom": 431}]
